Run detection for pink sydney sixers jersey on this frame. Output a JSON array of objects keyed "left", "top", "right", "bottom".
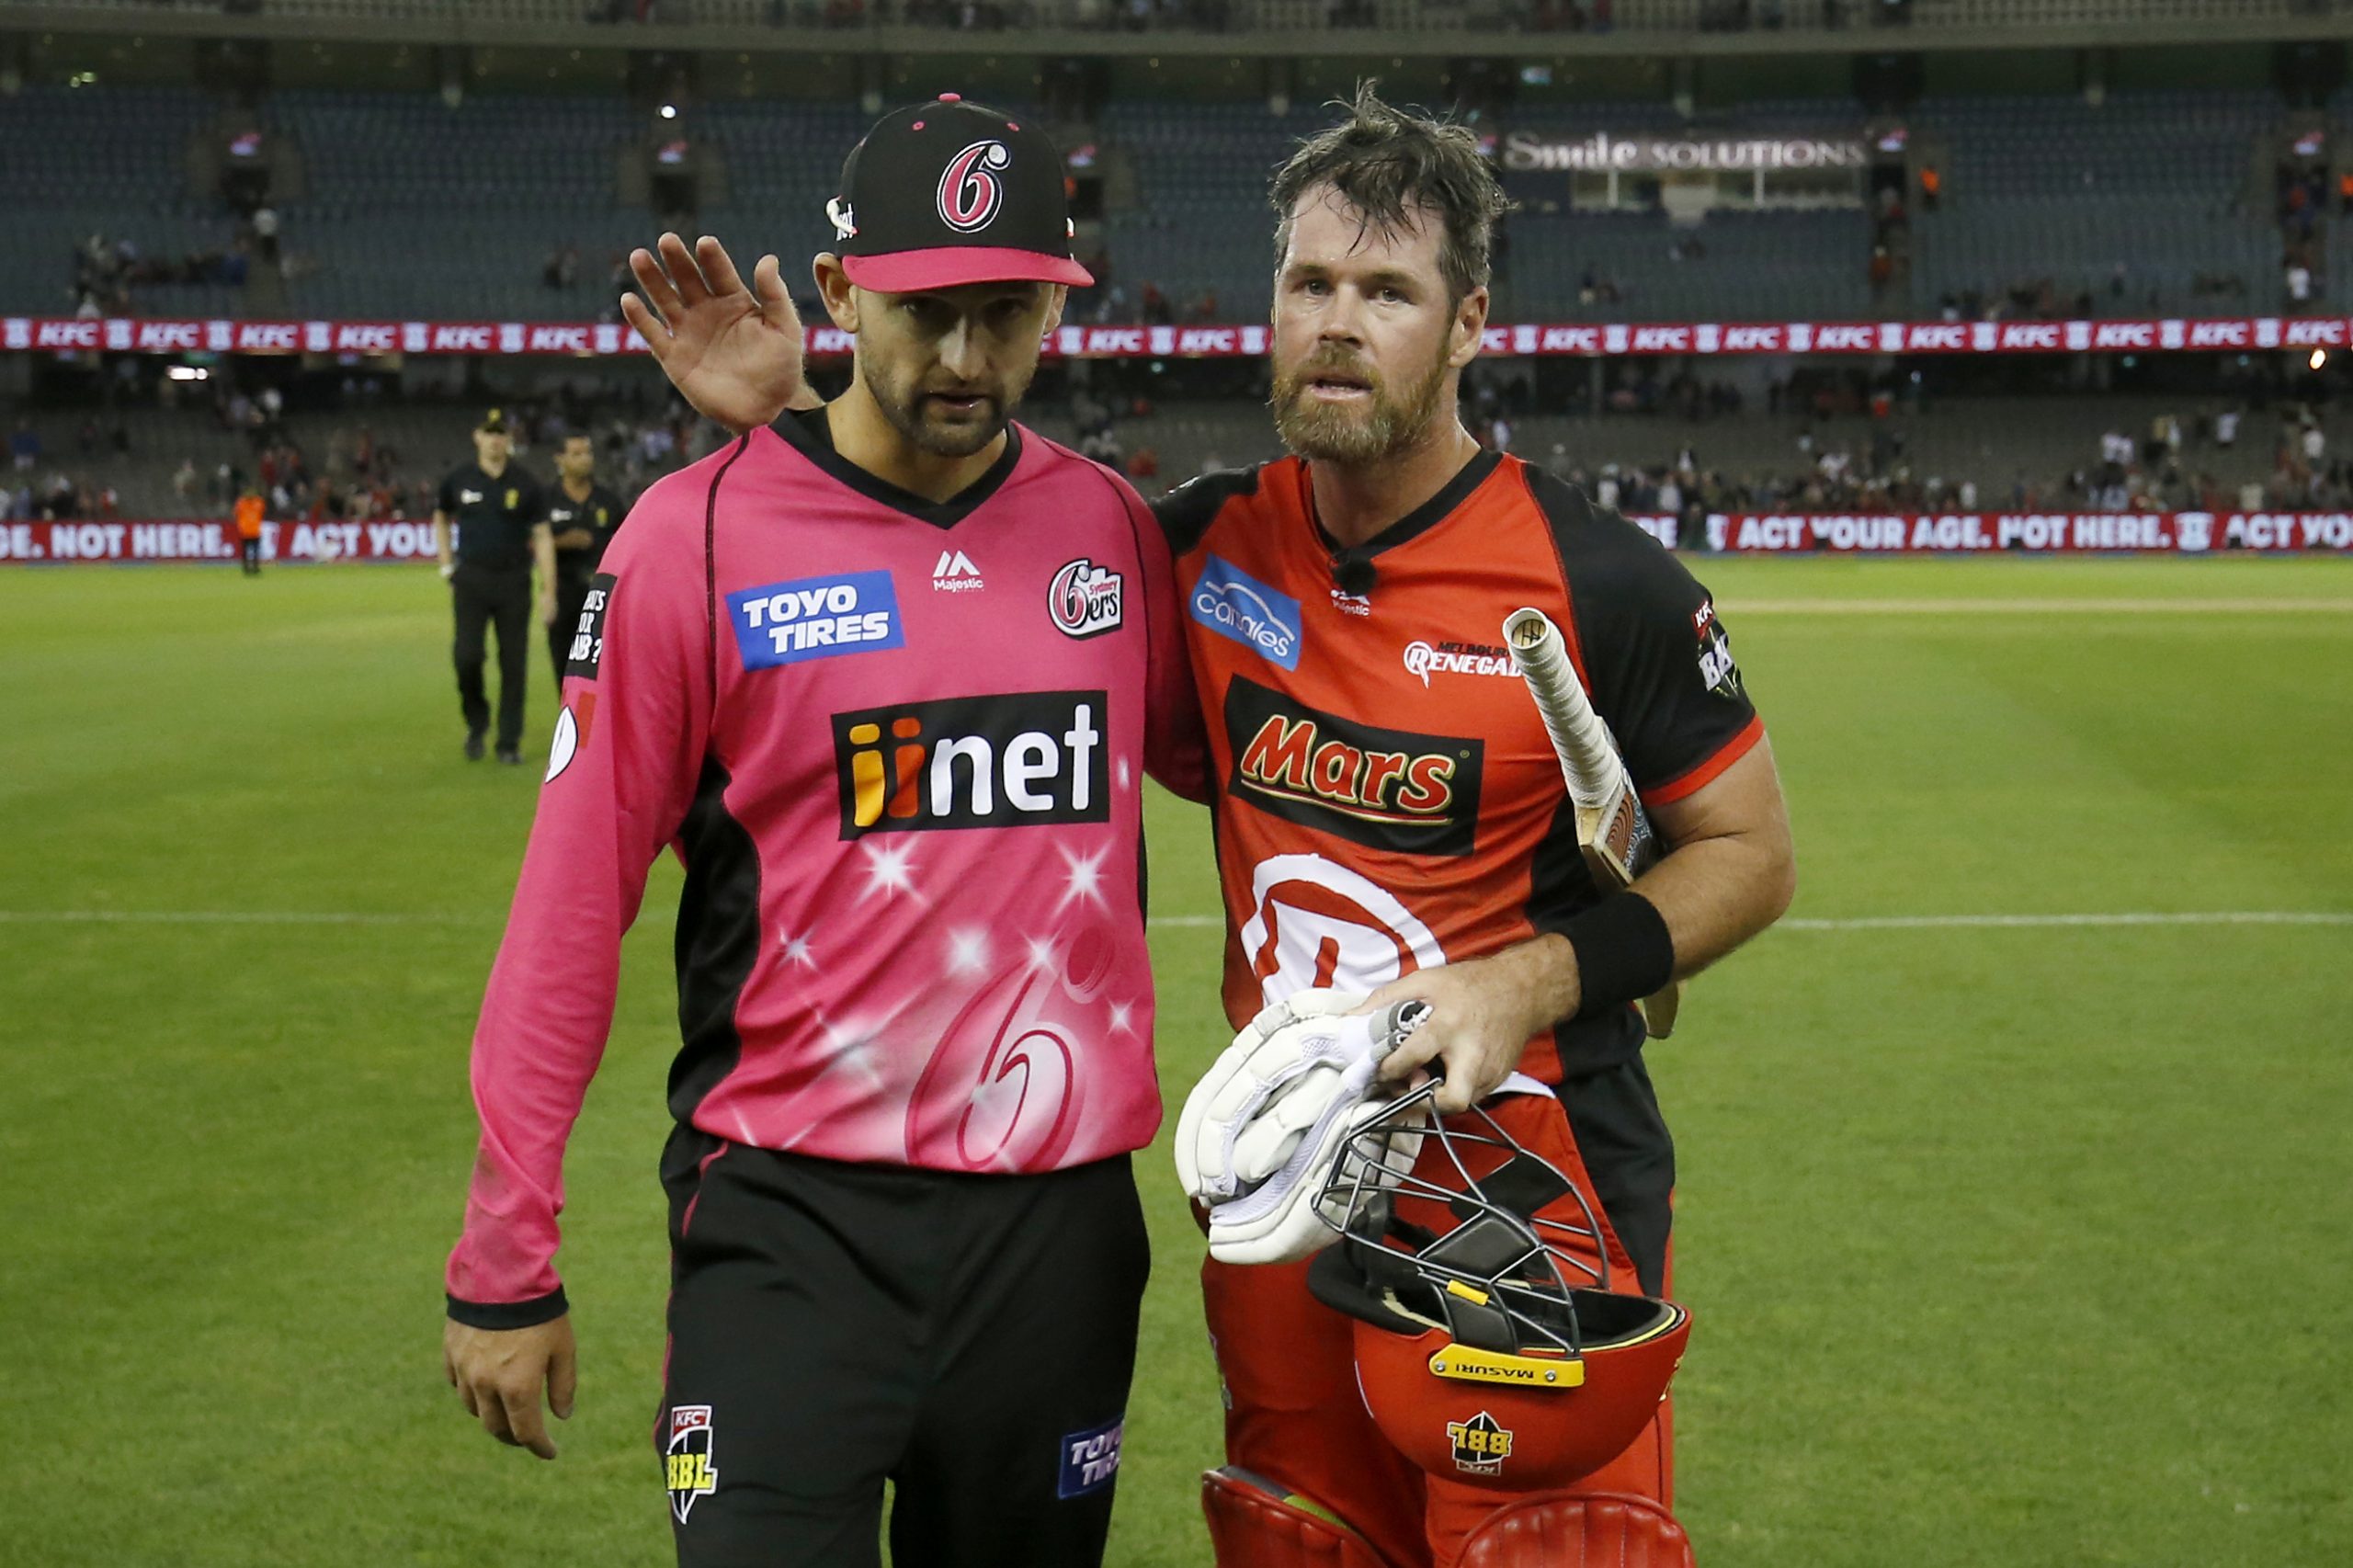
[{"left": 448, "top": 409, "right": 1203, "bottom": 1312}]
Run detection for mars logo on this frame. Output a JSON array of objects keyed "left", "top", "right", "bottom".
[
  {"left": 1226, "top": 676, "right": 1481, "bottom": 858},
  {"left": 938, "top": 140, "right": 1011, "bottom": 233},
  {"left": 1448, "top": 1412, "right": 1515, "bottom": 1477},
  {"left": 665, "top": 1405, "right": 719, "bottom": 1523},
  {"left": 1238, "top": 853, "right": 1447, "bottom": 1006},
  {"left": 834, "top": 690, "right": 1108, "bottom": 836}
]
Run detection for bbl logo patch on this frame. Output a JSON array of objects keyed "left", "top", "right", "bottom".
[
  {"left": 1190, "top": 555, "right": 1302, "bottom": 669},
  {"left": 1057, "top": 1415, "right": 1124, "bottom": 1499},
  {"left": 1048, "top": 557, "right": 1124, "bottom": 640},
  {"left": 1447, "top": 1411, "right": 1514, "bottom": 1477},
  {"left": 665, "top": 1404, "right": 719, "bottom": 1523},
  {"left": 564, "top": 572, "right": 614, "bottom": 680},
  {"left": 728, "top": 571, "right": 904, "bottom": 670},
  {"left": 1224, "top": 676, "right": 1481, "bottom": 858},
  {"left": 1695, "top": 600, "right": 1742, "bottom": 700},
  {"left": 833, "top": 690, "right": 1110, "bottom": 837},
  {"left": 505, "top": 488, "right": 520, "bottom": 511}
]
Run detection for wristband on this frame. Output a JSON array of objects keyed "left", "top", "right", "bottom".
[
  {"left": 447, "top": 1286, "right": 568, "bottom": 1331},
  {"left": 1559, "top": 892, "right": 1676, "bottom": 1018}
]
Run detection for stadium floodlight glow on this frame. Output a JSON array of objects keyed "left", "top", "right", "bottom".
[
  {"left": 2312, "top": 349, "right": 2328, "bottom": 370},
  {"left": 165, "top": 366, "right": 209, "bottom": 381},
  {"left": 659, "top": 103, "right": 677, "bottom": 119}
]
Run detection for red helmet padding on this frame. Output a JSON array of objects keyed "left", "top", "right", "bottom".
[
  {"left": 1201, "top": 1466, "right": 1404, "bottom": 1568},
  {"left": 1455, "top": 1490, "right": 1694, "bottom": 1568},
  {"left": 1349, "top": 1296, "right": 1690, "bottom": 1493}
]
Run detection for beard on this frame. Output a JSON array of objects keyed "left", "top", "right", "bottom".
[
  {"left": 862, "top": 357, "right": 1029, "bottom": 460},
  {"left": 1270, "top": 341, "right": 1451, "bottom": 465}
]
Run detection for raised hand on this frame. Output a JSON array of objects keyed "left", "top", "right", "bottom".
[{"left": 622, "top": 233, "right": 808, "bottom": 435}]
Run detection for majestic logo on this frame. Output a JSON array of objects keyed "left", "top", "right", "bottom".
[
  {"left": 1403, "top": 640, "right": 1517, "bottom": 687},
  {"left": 565, "top": 574, "right": 614, "bottom": 680},
  {"left": 1225, "top": 676, "right": 1480, "bottom": 858},
  {"left": 826, "top": 196, "right": 858, "bottom": 241},
  {"left": 728, "top": 571, "right": 904, "bottom": 669},
  {"left": 834, "top": 690, "right": 1109, "bottom": 836},
  {"left": 1048, "top": 558, "right": 1124, "bottom": 639},
  {"left": 665, "top": 1405, "right": 720, "bottom": 1523},
  {"left": 1191, "top": 555, "right": 1302, "bottom": 670},
  {"left": 1056, "top": 1416, "right": 1125, "bottom": 1499},
  {"left": 1330, "top": 587, "right": 1371, "bottom": 618},
  {"left": 938, "top": 139, "right": 1011, "bottom": 233},
  {"left": 1447, "top": 1412, "right": 1514, "bottom": 1477},
  {"left": 933, "top": 549, "right": 984, "bottom": 593}
]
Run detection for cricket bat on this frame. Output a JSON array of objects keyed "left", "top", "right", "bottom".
[{"left": 1502, "top": 607, "right": 1680, "bottom": 1039}]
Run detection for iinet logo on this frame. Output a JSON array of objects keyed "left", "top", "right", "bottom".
[
  {"left": 832, "top": 690, "right": 1111, "bottom": 836},
  {"left": 933, "top": 549, "right": 984, "bottom": 592}
]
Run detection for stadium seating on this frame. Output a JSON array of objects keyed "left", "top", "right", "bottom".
[{"left": 1908, "top": 90, "right": 2279, "bottom": 312}]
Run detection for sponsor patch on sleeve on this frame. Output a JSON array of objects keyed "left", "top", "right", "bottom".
[
  {"left": 1057, "top": 1415, "right": 1125, "bottom": 1499},
  {"left": 727, "top": 571, "right": 904, "bottom": 670},
  {"left": 665, "top": 1403, "right": 720, "bottom": 1523},
  {"left": 564, "top": 573, "right": 615, "bottom": 680},
  {"left": 1698, "top": 619, "right": 1742, "bottom": 699}
]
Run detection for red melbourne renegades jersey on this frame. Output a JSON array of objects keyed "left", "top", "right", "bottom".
[{"left": 1155, "top": 449, "right": 1763, "bottom": 1085}]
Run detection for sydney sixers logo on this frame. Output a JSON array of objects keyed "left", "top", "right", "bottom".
[{"left": 938, "top": 139, "right": 1011, "bottom": 233}]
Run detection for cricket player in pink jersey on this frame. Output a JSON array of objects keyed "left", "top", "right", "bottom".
[{"left": 440, "top": 97, "right": 1201, "bottom": 1568}]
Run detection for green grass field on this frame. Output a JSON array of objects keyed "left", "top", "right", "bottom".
[{"left": 3, "top": 556, "right": 2348, "bottom": 1567}]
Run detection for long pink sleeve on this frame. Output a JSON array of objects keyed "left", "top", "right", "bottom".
[
  {"left": 444, "top": 461, "right": 718, "bottom": 1324},
  {"left": 1112, "top": 472, "right": 1208, "bottom": 803}
]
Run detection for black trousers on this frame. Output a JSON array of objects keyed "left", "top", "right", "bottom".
[
  {"left": 449, "top": 562, "right": 531, "bottom": 750},
  {"left": 658, "top": 1134, "right": 1151, "bottom": 1568},
  {"left": 547, "top": 574, "right": 592, "bottom": 690},
  {"left": 240, "top": 537, "right": 261, "bottom": 575}
]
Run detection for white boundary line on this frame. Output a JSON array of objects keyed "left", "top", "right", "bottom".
[
  {"left": 1775, "top": 911, "right": 2353, "bottom": 930},
  {"left": 4, "top": 910, "right": 2346, "bottom": 931}
]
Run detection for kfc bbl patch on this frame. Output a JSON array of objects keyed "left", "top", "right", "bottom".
[
  {"left": 1693, "top": 598, "right": 1742, "bottom": 699},
  {"left": 1057, "top": 1415, "right": 1124, "bottom": 1499},
  {"left": 1447, "top": 1411, "right": 1514, "bottom": 1477},
  {"left": 565, "top": 572, "right": 615, "bottom": 680},
  {"left": 665, "top": 1404, "right": 719, "bottom": 1523}
]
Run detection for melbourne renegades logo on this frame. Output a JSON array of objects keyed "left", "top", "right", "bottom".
[{"left": 938, "top": 140, "right": 1011, "bottom": 233}]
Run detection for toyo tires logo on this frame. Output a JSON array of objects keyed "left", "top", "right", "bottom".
[{"left": 938, "top": 140, "right": 1011, "bottom": 233}]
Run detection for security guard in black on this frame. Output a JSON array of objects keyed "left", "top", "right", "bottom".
[
  {"left": 541, "top": 431, "right": 627, "bottom": 688},
  {"left": 434, "top": 409, "right": 553, "bottom": 764}
]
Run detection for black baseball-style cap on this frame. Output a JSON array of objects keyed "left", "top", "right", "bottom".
[
  {"left": 827, "top": 94, "right": 1094, "bottom": 294},
  {"left": 477, "top": 408, "right": 509, "bottom": 434}
]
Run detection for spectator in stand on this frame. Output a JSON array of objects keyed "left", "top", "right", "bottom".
[
  {"left": 2285, "top": 256, "right": 2314, "bottom": 307},
  {"left": 2302, "top": 419, "right": 2325, "bottom": 467},
  {"left": 234, "top": 487, "right": 267, "bottom": 577},
  {"left": 1919, "top": 164, "right": 1941, "bottom": 211},
  {"left": 10, "top": 420, "right": 40, "bottom": 473}
]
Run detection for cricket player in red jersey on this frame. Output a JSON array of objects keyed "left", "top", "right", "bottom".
[
  {"left": 440, "top": 97, "right": 1200, "bottom": 1568},
  {"left": 638, "top": 85, "right": 1796, "bottom": 1568}
]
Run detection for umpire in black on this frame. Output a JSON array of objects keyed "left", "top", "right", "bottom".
[
  {"left": 541, "top": 430, "right": 626, "bottom": 689},
  {"left": 433, "top": 409, "right": 553, "bottom": 766}
]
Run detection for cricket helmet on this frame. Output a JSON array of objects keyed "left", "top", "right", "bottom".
[{"left": 1305, "top": 1085, "right": 1690, "bottom": 1492}]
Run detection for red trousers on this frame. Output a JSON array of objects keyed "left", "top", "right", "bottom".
[{"left": 1201, "top": 1092, "right": 1674, "bottom": 1568}]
